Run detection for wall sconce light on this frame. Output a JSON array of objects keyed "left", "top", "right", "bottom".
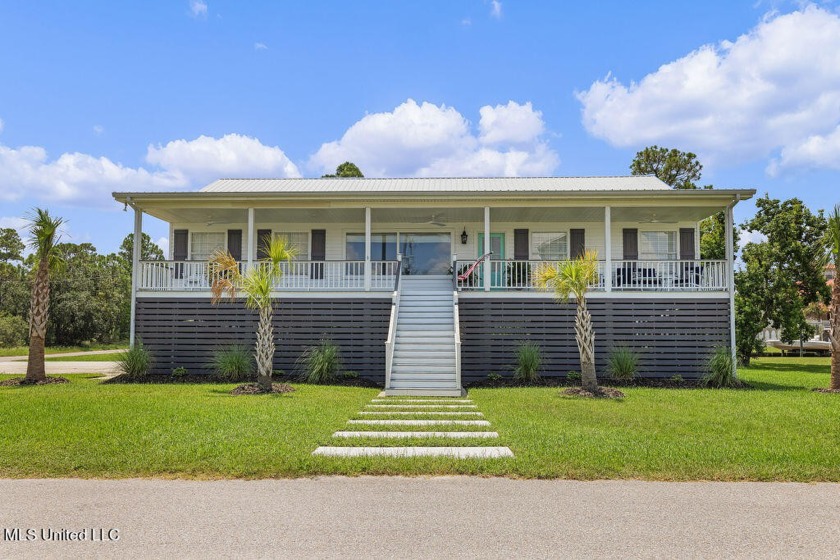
[{"left": 461, "top": 228, "right": 468, "bottom": 245}]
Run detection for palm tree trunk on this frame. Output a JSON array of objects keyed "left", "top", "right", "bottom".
[
  {"left": 575, "top": 297, "right": 598, "bottom": 393},
  {"left": 255, "top": 304, "right": 275, "bottom": 391},
  {"left": 25, "top": 259, "right": 50, "bottom": 382},
  {"left": 830, "top": 281, "right": 840, "bottom": 391}
]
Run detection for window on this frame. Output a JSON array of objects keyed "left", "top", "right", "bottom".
[
  {"left": 273, "top": 232, "right": 309, "bottom": 260},
  {"left": 190, "top": 232, "right": 225, "bottom": 261},
  {"left": 639, "top": 231, "right": 677, "bottom": 260},
  {"left": 532, "top": 232, "right": 568, "bottom": 261},
  {"left": 345, "top": 233, "right": 397, "bottom": 261}
]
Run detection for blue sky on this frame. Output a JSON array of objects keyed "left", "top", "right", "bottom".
[{"left": 1, "top": 1, "right": 838, "bottom": 254}]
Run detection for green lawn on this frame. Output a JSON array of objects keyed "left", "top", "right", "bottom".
[
  {"left": 1, "top": 357, "right": 838, "bottom": 480},
  {"left": 0, "top": 343, "right": 127, "bottom": 358}
]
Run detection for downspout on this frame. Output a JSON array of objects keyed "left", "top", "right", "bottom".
[{"left": 725, "top": 195, "right": 740, "bottom": 368}]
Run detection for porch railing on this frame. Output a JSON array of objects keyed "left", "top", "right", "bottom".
[
  {"left": 454, "top": 259, "right": 728, "bottom": 292},
  {"left": 138, "top": 260, "right": 399, "bottom": 292}
]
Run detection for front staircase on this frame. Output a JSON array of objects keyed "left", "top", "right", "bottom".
[{"left": 386, "top": 275, "right": 462, "bottom": 396}]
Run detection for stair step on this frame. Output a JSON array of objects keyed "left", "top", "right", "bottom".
[
  {"left": 358, "top": 411, "right": 483, "bottom": 416},
  {"left": 312, "top": 446, "right": 513, "bottom": 458},
  {"left": 366, "top": 404, "right": 476, "bottom": 408},
  {"left": 390, "top": 371, "right": 456, "bottom": 379},
  {"left": 382, "top": 388, "right": 465, "bottom": 397},
  {"left": 347, "top": 419, "right": 490, "bottom": 426},
  {"left": 392, "top": 357, "right": 456, "bottom": 365},
  {"left": 392, "top": 344, "right": 454, "bottom": 351},
  {"left": 392, "top": 353, "right": 455, "bottom": 360},
  {"left": 371, "top": 399, "right": 473, "bottom": 403},
  {"left": 333, "top": 431, "right": 498, "bottom": 439}
]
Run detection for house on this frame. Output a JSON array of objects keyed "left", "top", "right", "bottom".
[{"left": 113, "top": 177, "right": 755, "bottom": 395}]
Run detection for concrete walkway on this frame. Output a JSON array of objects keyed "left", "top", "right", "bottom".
[
  {"left": 1, "top": 477, "right": 839, "bottom": 559},
  {"left": 0, "top": 349, "right": 123, "bottom": 362},
  {"left": 0, "top": 361, "right": 119, "bottom": 375}
]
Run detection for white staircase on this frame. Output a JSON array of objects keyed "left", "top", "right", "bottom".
[{"left": 386, "top": 275, "right": 462, "bottom": 396}]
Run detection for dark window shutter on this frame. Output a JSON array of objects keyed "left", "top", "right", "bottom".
[
  {"left": 570, "top": 229, "right": 586, "bottom": 259},
  {"left": 310, "top": 229, "right": 326, "bottom": 279},
  {"left": 173, "top": 230, "right": 188, "bottom": 261},
  {"left": 311, "top": 230, "right": 326, "bottom": 260},
  {"left": 679, "top": 228, "right": 696, "bottom": 260},
  {"left": 227, "top": 230, "right": 242, "bottom": 261},
  {"left": 623, "top": 229, "right": 638, "bottom": 260},
  {"left": 257, "top": 229, "right": 272, "bottom": 260},
  {"left": 513, "top": 229, "right": 529, "bottom": 260}
]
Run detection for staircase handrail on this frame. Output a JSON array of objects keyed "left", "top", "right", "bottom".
[
  {"left": 384, "top": 259, "right": 402, "bottom": 390},
  {"left": 453, "top": 291, "right": 461, "bottom": 392},
  {"left": 457, "top": 251, "right": 493, "bottom": 283}
]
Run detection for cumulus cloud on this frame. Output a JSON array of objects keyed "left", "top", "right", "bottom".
[
  {"left": 0, "top": 132, "right": 300, "bottom": 207},
  {"left": 92, "top": 124, "right": 104, "bottom": 136},
  {"left": 155, "top": 236, "right": 170, "bottom": 258},
  {"left": 146, "top": 133, "right": 300, "bottom": 184},
  {"left": 189, "top": 0, "right": 207, "bottom": 18},
  {"left": 490, "top": 0, "right": 502, "bottom": 19},
  {"left": 309, "top": 99, "right": 558, "bottom": 177},
  {"left": 254, "top": 42, "right": 268, "bottom": 51},
  {"left": 577, "top": 6, "right": 840, "bottom": 173},
  {"left": 0, "top": 216, "right": 27, "bottom": 234},
  {"left": 0, "top": 118, "right": 4, "bottom": 134}
]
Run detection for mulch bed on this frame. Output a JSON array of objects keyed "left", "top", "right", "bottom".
[
  {"left": 562, "top": 387, "right": 625, "bottom": 399},
  {"left": 230, "top": 382, "right": 295, "bottom": 395},
  {"left": 814, "top": 388, "right": 840, "bottom": 394},
  {"left": 104, "top": 373, "right": 380, "bottom": 388},
  {"left": 0, "top": 376, "right": 70, "bottom": 387}
]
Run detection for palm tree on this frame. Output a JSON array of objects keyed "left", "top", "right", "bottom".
[
  {"left": 25, "top": 208, "right": 65, "bottom": 383},
  {"left": 209, "top": 236, "right": 297, "bottom": 392},
  {"left": 826, "top": 204, "right": 840, "bottom": 391},
  {"left": 533, "top": 250, "right": 600, "bottom": 393}
]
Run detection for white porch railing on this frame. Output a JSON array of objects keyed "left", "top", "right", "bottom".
[
  {"left": 138, "top": 260, "right": 399, "bottom": 292},
  {"left": 454, "top": 259, "right": 728, "bottom": 292}
]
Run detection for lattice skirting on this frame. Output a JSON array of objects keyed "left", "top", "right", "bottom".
[{"left": 458, "top": 298, "right": 730, "bottom": 381}]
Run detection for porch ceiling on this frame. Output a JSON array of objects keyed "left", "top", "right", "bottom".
[{"left": 141, "top": 204, "right": 725, "bottom": 225}]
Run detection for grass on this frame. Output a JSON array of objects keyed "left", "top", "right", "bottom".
[
  {"left": 44, "top": 353, "right": 122, "bottom": 362},
  {"left": 0, "top": 342, "right": 126, "bottom": 357},
  {"left": 1, "top": 356, "right": 838, "bottom": 480}
]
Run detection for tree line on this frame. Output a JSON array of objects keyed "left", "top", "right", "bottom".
[{"left": 0, "top": 227, "right": 163, "bottom": 347}]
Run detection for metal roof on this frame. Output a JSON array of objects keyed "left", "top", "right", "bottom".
[{"left": 199, "top": 176, "right": 672, "bottom": 194}]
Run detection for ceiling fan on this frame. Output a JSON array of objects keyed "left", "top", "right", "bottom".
[
  {"left": 639, "top": 212, "right": 677, "bottom": 224},
  {"left": 408, "top": 212, "right": 447, "bottom": 227}
]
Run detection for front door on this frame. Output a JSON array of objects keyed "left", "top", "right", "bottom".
[{"left": 477, "top": 233, "right": 505, "bottom": 288}]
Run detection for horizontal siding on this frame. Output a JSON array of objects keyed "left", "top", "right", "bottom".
[
  {"left": 136, "top": 298, "right": 390, "bottom": 382},
  {"left": 458, "top": 297, "right": 730, "bottom": 382}
]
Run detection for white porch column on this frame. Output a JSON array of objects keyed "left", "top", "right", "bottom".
[
  {"left": 725, "top": 199, "right": 737, "bottom": 363},
  {"left": 484, "top": 206, "right": 491, "bottom": 292},
  {"left": 246, "top": 208, "right": 255, "bottom": 271},
  {"left": 129, "top": 206, "right": 142, "bottom": 349},
  {"left": 364, "top": 207, "right": 372, "bottom": 291},
  {"left": 604, "top": 206, "right": 612, "bottom": 292}
]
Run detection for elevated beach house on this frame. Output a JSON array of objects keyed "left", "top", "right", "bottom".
[{"left": 114, "top": 177, "right": 754, "bottom": 395}]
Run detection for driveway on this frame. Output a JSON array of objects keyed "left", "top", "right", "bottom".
[{"left": 1, "top": 477, "right": 838, "bottom": 559}]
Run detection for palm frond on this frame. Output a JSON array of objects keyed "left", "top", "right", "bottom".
[
  {"left": 532, "top": 250, "right": 600, "bottom": 303},
  {"left": 827, "top": 204, "right": 840, "bottom": 268},
  {"left": 208, "top": 249, "right": 241, "bottom": 304},
  {"left": 26, "top": 207, "right": 64, "bottom": 262},
  {"left": 240, "top": 265, "right": 273, "bottom": 310}
]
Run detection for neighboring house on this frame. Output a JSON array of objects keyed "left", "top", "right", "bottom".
[{"left": 114, "top": 177, "right": 754, "bottom": 396}]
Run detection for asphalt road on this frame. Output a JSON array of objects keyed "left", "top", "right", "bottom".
[{"left": 1, "top": 477, "right": 838, "bottom": 559}]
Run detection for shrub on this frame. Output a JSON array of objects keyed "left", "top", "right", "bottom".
[
  {"left": 209, "top": 345, "right": 254, "bottom": 381},
  {"left": 607, "top": 346, "right": 639, "bottom": 380},
  {"left": 670, "top": 374, "right": 685, "bottom": 384},
  {"left": 171, "top": 367, "right": 188, "bottom": 378},
  {"left": 567, "top": 371, "right": 581, "bottom": 382},
  {"left": 298, "top": 340, "right": 342, "bottom": 383},
  {"left": 117, "top": 342, "right": 152, "bottom": 378},
  {"left": 701, "top": 346, "right": 742, "bottom": 388},
  {"left": 342, "top": 371, "right": 359, "bottom": 379},
  {"left": 514, "top": 342, "right": 542, "bottom": 381},
  {"left": 0, "top": 313, "right": 28, "bottom": 348},
  {"left": 487, "top": 372, "right": 503, "bottom": 382}
]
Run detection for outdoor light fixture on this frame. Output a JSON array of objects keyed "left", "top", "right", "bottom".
[{"left": 461, "top": 228, "right": 468, "bottom": 244}]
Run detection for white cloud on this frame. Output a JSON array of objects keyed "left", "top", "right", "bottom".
[
  {"left": 0, "top": 118, "right": 4, "bottom": 134},
  {"left": 254, "top": 42, "right": 268, "bottom": 51},
  {"left": 93, "top": 124, "right": 104, "bottom": 136},
  {"left": 490, "top": 0, "right": 502, "bottom": 19},
  {"left": 461, "top": 17, "right": 472, "bottom": 26},
  {"left": 0, "top": 216, "right": 27, "bottom": 234},
  {"left": 577, "top": 6, "right": 840, "bottom": 173},
  {"left": 155, "top": 236, "right": 170, "bottom": 258},
  {"left": 309, "top": 99, "right": 558, "bottom": 178},
  {"left": 768, "top": 125, "right": 840, "bottom": 174},
  {"left": 0, "top": 131, "right": 300, "bottom": 207},
  {"left": 146, "top": 133, "right": 301, "bottom": 185},
  {"left": 189, "top": 0, "right": 207, "bottom": 18}
]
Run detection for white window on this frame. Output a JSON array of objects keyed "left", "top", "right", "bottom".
[
  {"left": 639, "top": 231, "right": 677, "bottom": 260},
  {"left": 190, "top": 232, "right": 225, "bottom": 261},
  {"left": 273, "top": 232, "right": 309, "bottom": 260},
  {"left": 532, "top": 232, "right": 568, "bottom": 261}
]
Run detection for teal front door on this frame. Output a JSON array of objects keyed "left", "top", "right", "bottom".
[{"left": 477, "top": 233, "right": 505, "bottom": 288}]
